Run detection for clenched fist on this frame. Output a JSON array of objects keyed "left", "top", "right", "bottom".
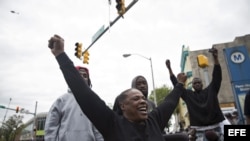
[{"left": 48, "top": 34, "right": 65, "bottom": 57}]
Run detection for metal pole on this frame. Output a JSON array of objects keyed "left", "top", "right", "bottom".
[
  {"left": 2, "top": 98, "right": 11, "bottom": 123},
  {"left": 123, "top": 53, "right": 157, "bottom": 105},
  {"left": 149, "top": 58, "right": 157, "bottom": 105},
  {"left": 31, "top": 101, "right": 37, "bottom": 141},
  {"left": 83, "top": 0, "right": 139, "bottom": 53}
]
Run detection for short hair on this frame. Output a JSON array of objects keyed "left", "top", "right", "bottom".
[{"left": 192, "top": 77, "right": 202, "bottom": 84}]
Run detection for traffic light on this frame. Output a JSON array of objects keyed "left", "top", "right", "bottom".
[
  {"left": 75, "top": 42, "right": 82, "bottom": 59},
  {"left": 116, "top": 0, "right": 125, "bottom": 17},
  {"left": 16, "top": 106, "right": 19, "bottom": 113},
  {"left": 83, "top": 50, "right": 89, "bottom": 64},
  {"left": 197, "top": 54, "right": 209, "bottom": 68}
]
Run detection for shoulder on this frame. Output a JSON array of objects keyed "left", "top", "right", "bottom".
[
  {"left": 60, "top": 92, "right": 73, "bottom": 98},
  {"left": 53, "top": 93, "right": 73, "bottom": 103},
  {"left": 147, "top": 99, "right": 156, "bottom": 107}
]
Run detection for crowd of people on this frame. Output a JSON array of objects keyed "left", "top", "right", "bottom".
[{"left": 44, "top": 34, "right": 249, "bottom": 141}]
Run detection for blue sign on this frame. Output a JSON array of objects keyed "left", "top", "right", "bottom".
[
  {"left": 224, "top": 45, "right": 250, "bottom": 124},
  {"left": 224, "top": 46, "right": 250, "bottom": 82}
]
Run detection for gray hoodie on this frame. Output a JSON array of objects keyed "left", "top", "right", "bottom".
[{"left": 44, "top": 90, "right": 103, "bottom": 141}]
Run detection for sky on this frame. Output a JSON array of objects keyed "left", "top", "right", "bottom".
[{"left": 0, "top": 0, "right": 250, "bottom": 124}]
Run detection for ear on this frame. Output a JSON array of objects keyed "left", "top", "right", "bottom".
[{"left": 120, "top": 103, "right": 125, "bottom": 111}]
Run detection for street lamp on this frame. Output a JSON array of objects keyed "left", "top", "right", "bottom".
[{"left": 122, "top": 53, "right": 157, "bottom": 105}]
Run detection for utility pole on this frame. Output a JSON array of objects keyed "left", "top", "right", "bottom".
[
  {"left": 31, "top": 101, "right": 38, "bottom": 141},
  {"left": 2, "top": 98, "right": 12, "bottom": 123}
]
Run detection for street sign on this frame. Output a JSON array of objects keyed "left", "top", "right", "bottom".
[
  {"left": 92, "top": 25, "right": 105, "bottom": 43},
  {"left": 0, "top": 105, "right": 6, "bottom": 109},
  {"left": 84, "top": 0, "right": 139, "bottom": 52}
]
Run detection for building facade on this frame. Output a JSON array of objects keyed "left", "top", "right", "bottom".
[{"left": 178, "top": 34, "right": 250, "bottom": 129}]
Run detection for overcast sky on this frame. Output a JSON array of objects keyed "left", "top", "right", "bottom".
[{"left": 0, "top": 0, "right": 249, "bottom": 124}]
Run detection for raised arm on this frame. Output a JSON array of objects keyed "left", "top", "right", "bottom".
[
  {"left": 151, "top": 72, "right": 187, "bottom": 130},
  {"left": 209, "top": 47, "right": 222, "bottom": 93},
  {"left": 48, "top": 34, "right": 114, "bottom": 137},
  {"left": 165, "top": 59, "right": 178, "bottom": 86},
  {"left": 209, "top": 47, "right": 219, "bottom": 65}
]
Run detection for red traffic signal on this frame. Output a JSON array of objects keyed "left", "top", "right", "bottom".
[{"left": 16, "top": 106, "right": 19, "bottom": 113}]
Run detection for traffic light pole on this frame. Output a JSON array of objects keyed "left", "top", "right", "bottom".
[
  {"left": 31, "top": 101, "right": 37, "bottom": 141},
  {"left": 0, "top": 105, "right": 16, "bottom": 112},
  {"left": 83, "top": 0, "right": 139, "bottom": 53}
]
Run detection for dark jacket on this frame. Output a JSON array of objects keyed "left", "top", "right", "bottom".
[
  {"left": 170, "top": 64, "right": 224, "bottom": 126},
  {"left": 56, "top": 53, "right": 185, "bottom": 141},
  {"left": 244, "top": 90, "right": 250, "bottom": 116}
]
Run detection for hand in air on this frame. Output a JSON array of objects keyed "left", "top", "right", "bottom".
[{"left": 48, "top": 34, "right": 65, "bottom": 56}]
